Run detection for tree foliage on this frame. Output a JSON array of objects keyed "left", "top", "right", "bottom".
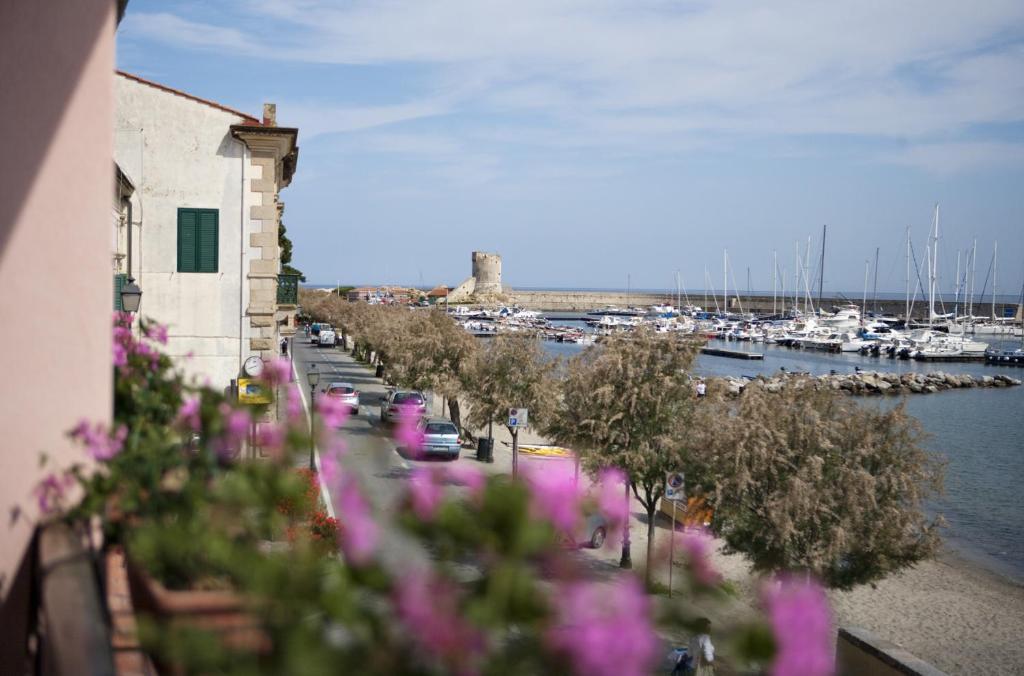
[
  {"left": 700, "top": 380, "right": 944, "bottom": 589},
  {"left": 462, "top": 332, "right": 559, "bottom": 440},
  {"left": 546, "top": 328, "right": 703, "bottom": 586}
]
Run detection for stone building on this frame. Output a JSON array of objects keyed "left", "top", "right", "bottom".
[
  {"left": 114, "top": 72, "right": 299, "bottom": 389},
  {"left": 448, "top": 251, "right": 504, "bottom": 301}
]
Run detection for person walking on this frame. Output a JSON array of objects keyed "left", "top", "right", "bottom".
[
  {"left": 686, "top": 618, "right": 715, "bottom": 675},
  {"left": 695, "top": 380, "right": 707, "bottom": 397}
]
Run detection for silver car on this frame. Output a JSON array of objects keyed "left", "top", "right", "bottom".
[
  {"left": 411, "top": 417, "right": 461, "bottom": 459},
  {"left": 324, "top": 381, "right": 359, "bottom": 414},
  {"left": 380, "top": 390, "right": 427, "bottom": 424}
]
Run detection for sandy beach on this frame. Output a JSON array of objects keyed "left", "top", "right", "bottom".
[{"left": 450, "top": 399, "right": 1024, "bottom": 675}]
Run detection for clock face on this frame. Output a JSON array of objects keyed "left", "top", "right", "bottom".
[{"left": 244, "top": 356, "right": 264, "bottom": 377}]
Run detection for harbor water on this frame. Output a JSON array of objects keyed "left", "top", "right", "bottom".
[{"left": 541, "top": 317, "right": 1024, "bottom": 583}]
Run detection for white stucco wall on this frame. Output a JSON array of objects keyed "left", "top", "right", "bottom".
[{"left": 115, "top": 75, "right": 261, "bottom": 389}]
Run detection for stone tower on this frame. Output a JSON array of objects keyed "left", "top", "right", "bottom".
[{"left": 471, "top": 251, "right": 502, "bottom": 294}]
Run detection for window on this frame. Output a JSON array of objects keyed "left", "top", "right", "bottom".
[
  {"left": 177, "top": 208, "right": 219, "bottom": 272},
  {"left": 113, "top": 273, "right": 127, "bottom": 311}
]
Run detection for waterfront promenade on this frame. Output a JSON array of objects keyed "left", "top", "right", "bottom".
[{"left": 292, "top": 334, "right": 1024, "bottom": 674}]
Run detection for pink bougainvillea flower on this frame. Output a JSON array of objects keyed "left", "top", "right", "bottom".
[
  {"left": 319, "top": 442, "right": 343, "bottom": 488},
  {"left": 70, "top": 420, "right": 127, "bottom": 461},
  {"left": 547, "top": 577, "right": 658, "bottom": 676},
  {"left": 213, "top": 404, "right": 251, "bottom": 459},
  {"left": 523, "top": 462, "right": 581, "bottom": 532},
  {"left": 335, "top": 475, "right": 377, "bottom": 565},
  {"left": 263, "top": 358, "right": 292, "bottom": 386},
  {"left": 679, "top": 528, "right": 722, "bottom": 587},
  {"left": 445, "top": 463, "right": 485, "bottom": 499},
  {"left": 254, "top": 422, "right": 285, "bottom": 456},
  {"left": 596, "top": 467, "right": 628, "bottom": 529},
  {"left": 394, "top": 569, "right": 485, "bottom": 672},
  {"left": 316, "top": 392, "right": 351, "bottom": 430},
  {"left": 763, "top": 576, "right": 834, "bottom": 676},
  {"left": 393, "top": 402, "right": 424, "bottom": 456},
  {"left": 176, "top": 397, "right": 202, "bottom": 433},
  {"left": 144, "top": 322, "right": 168, "bottom": 345},
  {"left": 285, "top": 384, "right": 305, "bottom": 426},
  {"left": 408, "top": 467, "right": 444, "bottom": 520},
  {"left": 112, "top": 341, "right": 128, "bottom": 368},
  {"left": 34, "top": 472, "right": 75, "bottom": 515}
]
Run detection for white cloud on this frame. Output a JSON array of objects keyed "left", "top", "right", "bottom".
[
  {"left": 123, "top": 1, "right": 1024, "bottom": 173},
  {"left": 883, "top": 142, "right": 1024, "bottom": 174}
]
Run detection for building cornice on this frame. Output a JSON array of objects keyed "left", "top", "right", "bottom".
[{"left": 230, "top": 126, "right": 299, "bottom": 187}]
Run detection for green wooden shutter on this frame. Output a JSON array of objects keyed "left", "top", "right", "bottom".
[
  {"left": 197, "top": 210, "right": 219, "bottom": 272},
  {"left": 178, "top": 209, "right": 198, "bottom": 272},
  {"left": 113, "top": 273, "right": 127, "bottom": 311}
]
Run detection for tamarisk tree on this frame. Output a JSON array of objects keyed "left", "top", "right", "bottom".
[
  {"left": 547, "top": 328, "right": 703, "bottom": 586},
  {"left": 704, "top": 380, "right": 944, "bottom": 589}
]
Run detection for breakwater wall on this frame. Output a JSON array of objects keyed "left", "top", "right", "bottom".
[
  {"left": 502, "top": 290, "right": 1022, "bottom": 319},
  {"left": 716, "top": 370, "right": 1021, "bottom": 396}
]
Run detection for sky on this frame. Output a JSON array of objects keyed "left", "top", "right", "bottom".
[{"left": 117, "top": 1, "right": 1024, "bottom": 296}]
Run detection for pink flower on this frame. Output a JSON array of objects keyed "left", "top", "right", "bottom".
[
  {"left": 144, "top": 322, "right": 168, "bottom": 345},
  {"left": 285, "top": 384, "right": 305, "bottom": 426},
  {"left": 319, "top": 443, "right": 342, "bottom": 488},
  {"left": 316, "top": 392, "right": 351, "bottom": 430},
  {"left": 394, "top": 569, "right": 485, "bottom": 671},
  {"left": 254, "top": 422, "right": 285, "bottom": 454},
  {"left": 597, "top": 467, "right": 628, "bottom": 529},
  {"left": 679, "top": 529, "right": 721, "bottom": 587},
  {"left": 112, "top": 341, "right": 127, "bottom": 367},
  {"left": 445, "top": 464, "right": 485, "bottom": 498},
  {"left": 34, "top": 472, "right": 75, "bottom": 515},
  {"left": 523, "top": 463, "right": 580, "bottom": 532},
  {"left": 409, "top": 468, "right": 444, "bottom": 520},
  {"left": 335, "top": 476, "right": 377, "bottom": 565},
  {"left": 547, "top": 577, "right": 658, "bottom": 676},
  {"left": 214, "top": 404, "right": 251, "bottom": 459},
  {"left": 393, "top": 402, "right": 424, "bottom": 455},
  {"left": 264, "top": 357, "right": 292, "bottom": 385},
  {"left": 763, "top": 577, "right": 834, "bottom": 676},
  {"left": 176, "top": 397, "right": 202, "bottom": 432},
  {"left": 70, "top": 420, "right": 127, "bottom": 461}
]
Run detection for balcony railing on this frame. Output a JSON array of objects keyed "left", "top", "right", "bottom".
[{"left": 277, "top": 273, "right": 299, "bottom": 306}]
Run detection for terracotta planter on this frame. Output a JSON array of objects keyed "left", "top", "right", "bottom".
[{"left": 125, "top": 557, "right": 270, "bottom": 657}]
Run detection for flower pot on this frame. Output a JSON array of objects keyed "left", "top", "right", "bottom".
[{"left": 125, "top": 556, "right": 270, "bottom": 659}]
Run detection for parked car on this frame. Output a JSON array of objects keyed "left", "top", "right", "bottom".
[
  {"left": 380, "top": 389, "right": 427, "bottom": 423},
  {"left": 562, "top": 512, "right": 608, "bottom": 549},
  {"left": 318, "top": 328, "right": 337, "bottom": 347},
  {"left": 402, "top": 417, "right": 461, "bottom": 459},
  {"left": 324, "top": 381, "right": 359, "bottom": 414},
  {"left": 310, "top": 322, "right": 322, "bottom": 337}
]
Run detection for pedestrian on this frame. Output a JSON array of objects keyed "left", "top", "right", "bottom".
[
  {"left": 280, "top": 336, "right": 288, "bottom": 356},
  {"left": 695, "top": 380, "right": 707, "bottom": 397},
  {"left": 686, "top": 618, "right": 715, "bottom": 675}
]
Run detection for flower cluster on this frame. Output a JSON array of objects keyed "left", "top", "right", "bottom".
[
  {"left": 763, "top": 576, "right": 834, "bottom": 676},
  {"left": 70, "top": 420, "right": 127, "bottom": 461}
]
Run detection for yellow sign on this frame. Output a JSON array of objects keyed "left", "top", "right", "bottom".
[{"left": 238, "top": 378, "right": 272, "bottom": 405}]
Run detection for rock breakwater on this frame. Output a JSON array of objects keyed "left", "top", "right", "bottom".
[{"left": 718, "top": 370, "right": 1022, "bottom": 396}]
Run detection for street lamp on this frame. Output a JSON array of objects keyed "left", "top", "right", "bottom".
[
  {"left": 307, "top": 364, "right": 320, "bottom": 470},
  {"left": 120, "top": 277, "right": 142, "bottom": 313}
]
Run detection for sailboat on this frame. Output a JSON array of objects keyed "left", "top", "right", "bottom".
[{"left": 984, "top": 268, "right": 1024, "bottom": 365}]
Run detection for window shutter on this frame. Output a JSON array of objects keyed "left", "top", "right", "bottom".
[
  {"left": 178, "top": 209, "right": 198, "bottom": 272},
  {"left": 197, "top": 210, "right": 219, "bottom": 272},
  {"left": 113, "top": 274, "right": 127, "bottom": 311}
]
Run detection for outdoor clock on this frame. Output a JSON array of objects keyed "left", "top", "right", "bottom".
[{"left": 243, "top": 356, "right": 264, "bottom": 377}]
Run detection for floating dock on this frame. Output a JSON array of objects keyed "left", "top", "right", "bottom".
[{"left": 701, "top": 347, "right": 765, "bottom": 360}]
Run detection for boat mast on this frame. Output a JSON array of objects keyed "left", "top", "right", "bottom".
[
  {"left": 627, "top": 273, "right": 631, "bottom": 308},
  {"left": 871, "top": 246, "right": 880, "bottom": 314},
  {"left": 723, "top": 249, "right": 728, "bottom": 315},
  {"left": 954, "top": 249, "right": 961, "bottom": 320},
  {"left": 804, "top": 236, "right": 813, "bottom": 314},
  {"left": 992, "top": 241, "right": 998, "bottom": 320},
  {"left": 794, "top": 241, "right": 800, "bottom": 313},
  {"left": 817, "top": 224, "right": 826, "bottom": 313},
  {"left": 772, "top": 250, "right": 777, "bottom": 316},
  {"left": 928, "top": 204, "right": 938, "bottom": 329},
  {"left": 861, "top": 259, "right": 869, "bottom": 319},
  {"left": 905, "top": 226, "right": 911, "bottom": 322},
  {"left": 969, "top": 238, "right": 977, "bottom": 320}
]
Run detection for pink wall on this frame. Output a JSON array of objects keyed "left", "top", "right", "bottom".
[{"left": 0, "top": 0, "right": 115, "bottom": 638}]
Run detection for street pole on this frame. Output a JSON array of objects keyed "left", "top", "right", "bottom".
[
  {"left": 668, "top": 500, "right": 677, "bottom": 598},
  {"left": 620, "top": 479, "right": 632, "bottom": 569},
  {"left": 511, "top": 427, "right": 519, "bottom": 479},
  {"left": 309, "top": 382, "right": 316, "bottom": 471}
]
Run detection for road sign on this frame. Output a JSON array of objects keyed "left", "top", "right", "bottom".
[
  {"left": 664, "top": 471, "right": 686, "bottom": 502},
  {"left": 508, "top": 408, "right": 529, "bottom": 428},
  {"left": 238, "top": 378, "right": 272, "bottom": 405}
]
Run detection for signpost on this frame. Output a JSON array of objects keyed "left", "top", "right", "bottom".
[
  {"left": 508, "top": 408, "right": 528, "bottom": 478},
  {"left": 665, "top": 471, "right": 686, "bottom": 598}
]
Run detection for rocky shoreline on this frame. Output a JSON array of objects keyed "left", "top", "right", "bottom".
[{"left": 718, "top": 370, "right": 1022, "bottom": 396}]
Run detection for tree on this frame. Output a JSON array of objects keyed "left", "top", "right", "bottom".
[
  {"left": 703, "top": 379, "right": 944, "bottom": 589},
  {"left": 462, "top": 332, "right": 559, "bottom": 449},
  {"left": 278, "top": 221, "right": 305, "bottom": 281},
  {"left": 546, "top": 328, "right": 703, "bottom": 586}
]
